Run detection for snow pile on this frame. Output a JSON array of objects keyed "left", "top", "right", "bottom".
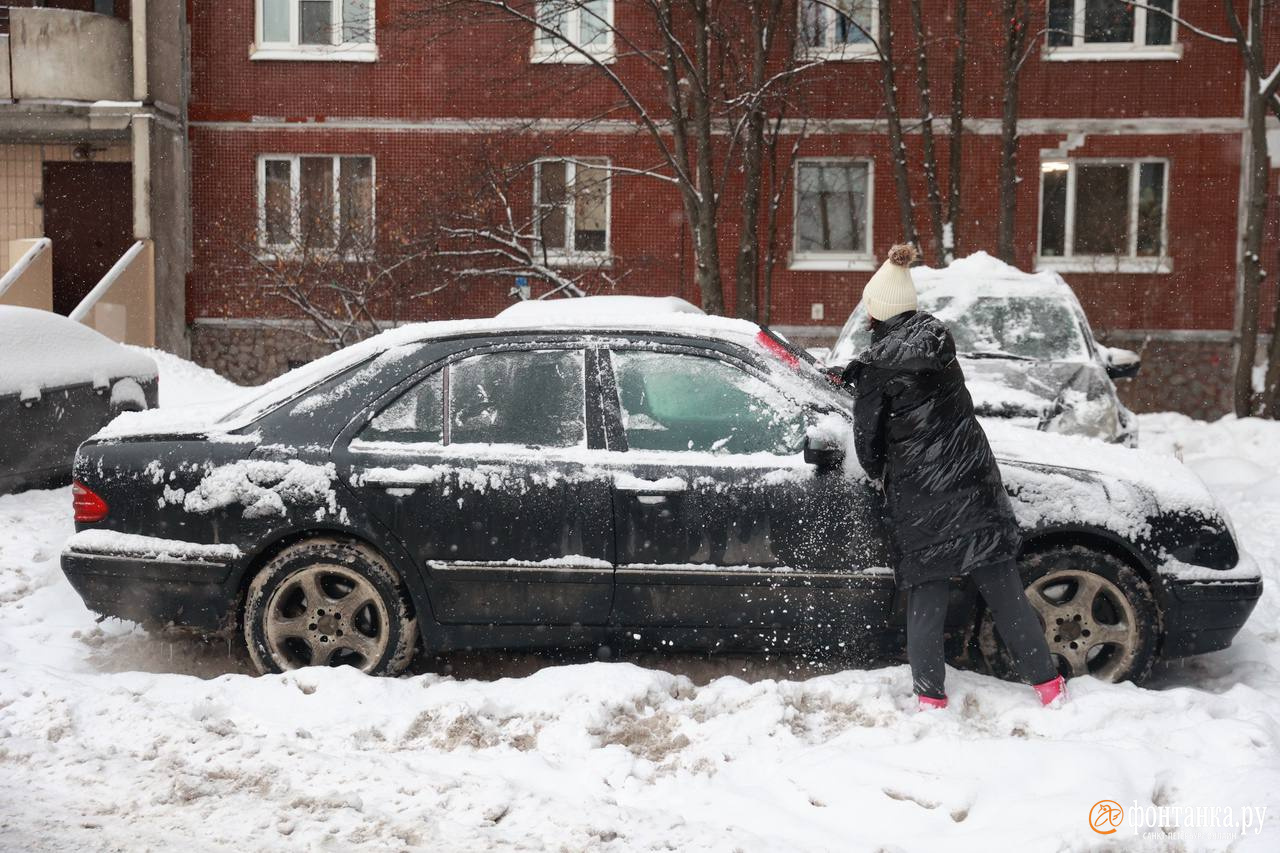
[
  {"left": 0, "top": 306, "right": 156, "bottom": 398},
  {"left": 127, "top": 345, "right": 241, "bottom": 409},
  {"left": 1, "top": 370, "right": 1279, "bottom": 847},
  {"left": 177, "top": 459, "right": 341, "bottom": 520}
]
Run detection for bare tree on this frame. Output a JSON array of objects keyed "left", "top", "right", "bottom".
[
  {"left": 997, "top": 0, "right": 1032, "bottom": 265},
  {"left": 907, "top": 0, "right": 945, "bottom": 262},
  {"left": 945, "top": 0, "right": 967, "bottom": 262},
  {"left": 1131, "top": 0, "right": 1280, "bottom": 416},
  {"left": 226, "top": 176, "right": 440, "bottom": 350}
]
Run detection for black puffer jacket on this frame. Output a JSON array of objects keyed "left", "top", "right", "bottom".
[{"left": 843, "top": 311, "right": 1020, "bottom": 588}]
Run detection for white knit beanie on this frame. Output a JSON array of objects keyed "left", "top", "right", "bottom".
[{"left": 862, "top": 244, "right": 919, "bottom": 322}]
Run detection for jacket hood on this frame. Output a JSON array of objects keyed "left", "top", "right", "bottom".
[{"left": 860, "top": 312, "right": 954, "bottom": 373}]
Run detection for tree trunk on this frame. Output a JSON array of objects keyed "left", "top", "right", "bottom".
[
  {"left": 879, "top": 0, "right": 917, "bottom": 248},
  {"left": 735, "top": 0, "right": 774, "bottom": 322},
  {"left": 997, "top": 0, "right": 1027, "bottom": 265},
  {"left": 909, "top": 0, "right": 945, "bottom": 264},
  {"left": 945, "top": 0, "right": 967, "bottom": 263},
  {"left": 690, "top": 0, "right": 724, "bottom": 315},
  {"left": 1238, "top": 101, "right": 1269, "bottom": 416}
]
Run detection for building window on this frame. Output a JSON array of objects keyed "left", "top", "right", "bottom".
[
  {"left": 1038, "top": 159, "right": 1169, "bottom": 273},
  {"left": 259, "top": 155, "right": 375, "bottom": 253},
  {"left": 799, "top": 0, "right": 877, "bottom": 59},
  {"left": 1045, "top": 0, "right": 1180, "bottom": 59},
  {"left": 791, "top": 160, "right": 874, "bottom": 271},
  {"left": 533, "top": 159, "right": 610, "bottom": 262},
  {"left": 532, "top": 1, "right": 615, "bottom": 63},
  {"left": 254, "top": 0, "right": 376, "bottom": 61}
]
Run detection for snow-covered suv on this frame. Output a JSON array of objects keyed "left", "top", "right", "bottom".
[{"left": 827, "top": 253, "right": 1141, "bottom": 446}]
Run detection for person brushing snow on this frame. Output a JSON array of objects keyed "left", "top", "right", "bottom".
[{"left": 842, "top": 244, "right": 1066, "bottom": 710}]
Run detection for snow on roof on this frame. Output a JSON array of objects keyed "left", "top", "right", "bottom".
[
  {"left": 910, "top": 251, "right": 1077, "bottom": 301},
  {"left": 498, "top": 295, "right": 705, "bottom": 321},
  {"left": 0, "top": 306, "right": 156, "bottom": 399}
]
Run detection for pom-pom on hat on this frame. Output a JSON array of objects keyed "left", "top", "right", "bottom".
[{"left": 862, "top": 243, "right": 919, "bottom": 322}]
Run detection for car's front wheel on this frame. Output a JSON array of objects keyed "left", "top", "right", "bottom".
[
  {"left": 244, "top": 538, "right": 418, "bottom": 676},
  {"left": 978, "top": 546, "right": 1160, "bottom": 684}
]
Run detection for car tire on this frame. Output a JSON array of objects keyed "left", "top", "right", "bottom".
[
  {"left": 244, "top": 538, "right": 418, "bottom": 676},
  {"left": 977, "top": 546, "right": 1160, "bottom": 685}
]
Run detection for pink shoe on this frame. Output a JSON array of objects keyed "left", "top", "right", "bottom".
[
  {"left": 917, "top": 695, "right": 948, "bottom": 711},
  {"left": 1034, "top": 675, "right": 1067, "bottom": 706}
]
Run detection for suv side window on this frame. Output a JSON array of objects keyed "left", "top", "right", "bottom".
[
  {"left": 610, "top": 350, "right": 804, "bottom": 455},
  {"left": 449, "top": 349, "right": 586, "bottom": 447}
]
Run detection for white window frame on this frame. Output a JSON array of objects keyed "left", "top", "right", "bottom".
[
  {"left": 532, "top": 158, "right": 612, "bottom": 266},
  {"left": 1044, "top": 0, "right": 1183, "bottom": 61},
  {"left": 790, "top": 158, "right": 876, "bottom": 272},
  {"left": 797, "top": 0, "right": 879, "bottom": 61},
  {"left": 530, "top": 0, "right": 616, "bottom": 65},
  {"left": 252, "top": 0, "right": 378, "bottom": 62},
  {"left": 1035, "top": 157, "right": 1172, "bottom": 274},
  {"left": 257, "top": 154, "right": 377, "bottom": 256}
]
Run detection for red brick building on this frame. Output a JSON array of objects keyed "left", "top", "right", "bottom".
[{"left": 186, "top": 1, "right": 1280, "bottom": 415}]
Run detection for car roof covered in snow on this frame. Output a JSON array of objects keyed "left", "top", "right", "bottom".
[
  {"left": 498, "top": 295, "right": 705, "bottom": 321},
  {"left": 0, "top": 306, "right": 157, "bottom": 399},
  {"left": 911, "top": 252, "right": 1079, "bottom": 302}
]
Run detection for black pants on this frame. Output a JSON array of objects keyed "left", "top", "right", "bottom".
[{"left": 907, "top": 558, "right": 1058, "bottom": 699}]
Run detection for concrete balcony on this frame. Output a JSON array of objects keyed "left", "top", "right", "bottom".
[{"left": 0, "top": 6, "right": 132, "bottom": 102}]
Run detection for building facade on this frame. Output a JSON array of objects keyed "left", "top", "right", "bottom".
[
  {"left": 184, "top": 2, "right": 1275, "bottom": 413},
  {"left": 0, "top": 0, "right": 189, "bottom": 351}
]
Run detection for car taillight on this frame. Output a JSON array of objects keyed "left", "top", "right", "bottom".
[
  {"left": 72, "top": 481, "right": 109, "bottom": 523},
  {"left": 755, "top": 330, "right": 800, "bottom": 368}
]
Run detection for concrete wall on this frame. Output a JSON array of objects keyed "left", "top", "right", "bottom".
[
  {"left": 79, "top": 239, "right": 155, "bottom": 346},
  {"left": 0, "top": 238, "right": 53, "bottom": 311},
  {"left": 9, "top": 7, "right": 131, "bottom": 102}
]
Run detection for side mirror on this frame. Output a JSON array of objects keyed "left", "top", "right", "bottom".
[
  {"left": 803, "top": 432, "right": 845, "bottom": 471},
  {"left": 1103, "top": 347, "right": 1142, "bottom": 381}
]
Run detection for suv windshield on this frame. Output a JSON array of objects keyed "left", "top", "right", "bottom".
[{"left": 831, "top": 294, "right": 1091, "bottom": 365}]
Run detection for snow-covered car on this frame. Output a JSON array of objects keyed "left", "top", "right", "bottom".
[
  {"left": 60, "top": 312, "right": 1258, "bottom": 684},
  {"left": 0, "top": 307, "right": 157, "bottom": 494},
  {"left": 827, "top": 253, "right": 1141, "bottom": 446}
]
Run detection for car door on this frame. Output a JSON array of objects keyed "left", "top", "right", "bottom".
[
  {"left": 596, "top": 342, "right": 894, "bottom": 636},
  {"left": 336, "top": 344, "right": 614, "bottom": 626}
]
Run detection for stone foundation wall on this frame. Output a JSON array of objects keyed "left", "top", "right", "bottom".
[
  {"left": 190, "top": 323, "right": 335, "bottom": 386},
  {"left": 1098, "top": 333, "right": 1237, "bottom": 418},
  {"left": 190, "top": 320, "right": 1248, "bottom": 418}
]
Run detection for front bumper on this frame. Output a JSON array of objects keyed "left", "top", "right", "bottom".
[
  {"left": 61, "top": 545, "right": 238, "bottom": 634},
  {"left": 1159, "top": 551, "right": 1263, "bottom": 657}
]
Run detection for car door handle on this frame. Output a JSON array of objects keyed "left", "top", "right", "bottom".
[{"left": 614, "top": 474, "right": 687, "bottom": 494}]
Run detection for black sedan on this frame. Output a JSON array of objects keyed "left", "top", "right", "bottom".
[
  {"left": 60, "top": 313, "right": 1260, "bottom": 683},
  {"left": 1, "top": 306, "right": 157, "bottom": 494}
]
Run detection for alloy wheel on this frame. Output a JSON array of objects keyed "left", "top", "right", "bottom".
[
  {"left": 1026, "top": 568, "right": 1140, "bottom": 680},
  {"left": 262, "top": 564, "right": 391, "bottom": 671}
]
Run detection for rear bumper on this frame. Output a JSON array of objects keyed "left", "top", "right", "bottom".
[
  {"left": 61, "top": 549, "right": 237, "bottom": 634},
  {"left": 1160, "top": 574, "right": 1263, "bottom": 658}
]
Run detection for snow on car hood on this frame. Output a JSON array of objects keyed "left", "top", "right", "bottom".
[
  {"left": 0, "top": 306, "right": 156, "bottom": 398},
  {"left": 983, "top": 419, "right": 1214, "bottom": 539}
]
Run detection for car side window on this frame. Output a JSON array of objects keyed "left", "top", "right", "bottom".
[
  {"left": 449, "top": 349, "right": 585, "bottom": 447},
  {"left": 610, "top": 350, "right": 805, "bottom": 455},
  {"left": 359, "top": 370, "right": 443, "bottom": 444}
]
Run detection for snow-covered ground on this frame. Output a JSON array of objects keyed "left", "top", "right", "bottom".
[{"left": 1, "top": 356, "right": 1278, "bottom": 850}]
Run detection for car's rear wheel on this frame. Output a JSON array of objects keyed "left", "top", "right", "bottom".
[
  {"left": 978, "top": 547, "right": 1159, "bottom": 684},
  {"left": 244, "top": 538, "right": 418, "bottom": 676}
]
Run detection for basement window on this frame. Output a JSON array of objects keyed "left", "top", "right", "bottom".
[
  {"left": 259, "top": 155, "right": 375, "bottom": 255},
  {"left": 533, "top": 158, "right": 611, "bottom": 264},
  {"left": 253, "top": 0, "right": 377, "bottom": 62},
  {"left": 1045, "top": 0, "right": 1182, "bottom": 60},
  {"left": 1037, "top": 159, "right": 1171, "bottom": 274},
  {"left": 532, "top": 1, "right": 615, "bottom": 64}
]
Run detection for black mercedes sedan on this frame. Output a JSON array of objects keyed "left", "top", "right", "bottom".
[{"left": 61, "top": 310, "right": 1260, "bottom": 684}]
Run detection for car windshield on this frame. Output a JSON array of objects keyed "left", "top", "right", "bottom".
[{"left": 832, "top": 294, "right": 1091, "bottom": 365}]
